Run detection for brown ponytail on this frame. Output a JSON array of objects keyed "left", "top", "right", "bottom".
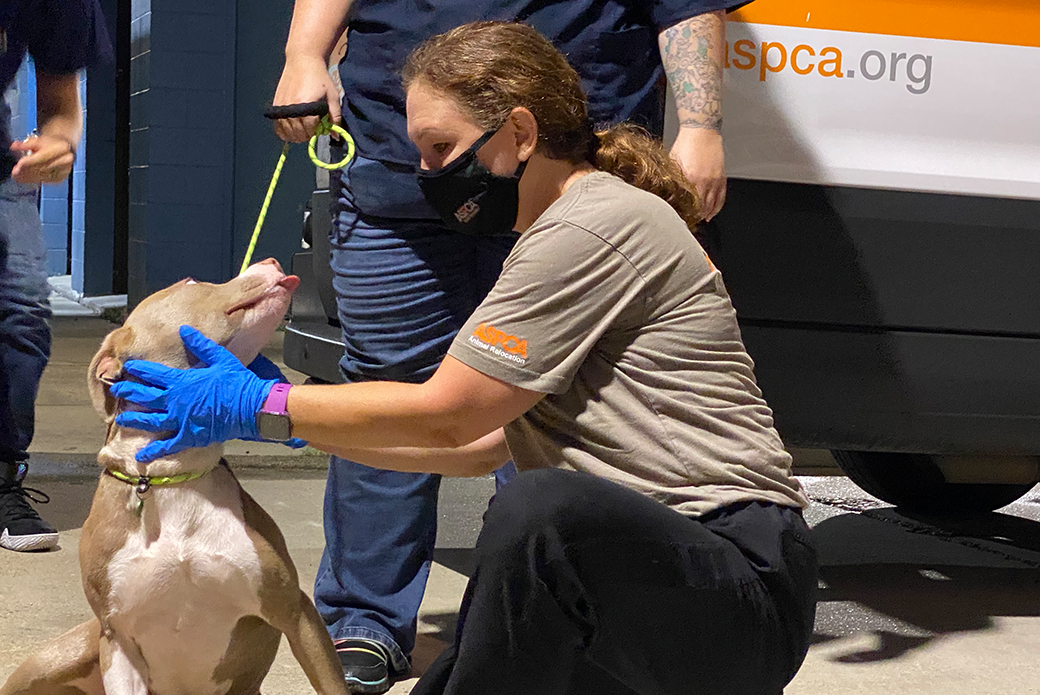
[
  {"left": 403, "top": 21, "right": 702, "bottom": 228},
  {"left": 591, "top": 124, "right": 702, "bottom": 229}
]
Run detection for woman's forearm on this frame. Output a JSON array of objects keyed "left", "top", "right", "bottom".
[
  {"left": 288, "top": 381, "right": 474, "bottom": 450},
  {"left": 286, "top": 355, "right": 542, "bottom": 461},
  {"left": 315, "top": 429, "right": 512, "bottom": 477}
]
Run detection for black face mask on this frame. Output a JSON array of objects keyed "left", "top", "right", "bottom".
[{"left": 417, "top": 127, "right": 528, "bottom": 236}]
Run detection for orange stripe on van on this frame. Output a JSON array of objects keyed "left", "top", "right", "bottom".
[{"left": 729, "top": 1, "right": 1040, "bottom": 49}]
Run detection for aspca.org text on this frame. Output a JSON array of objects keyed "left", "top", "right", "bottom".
[{"left": 726, "top": 39, "right": 933, "bottom": 94}]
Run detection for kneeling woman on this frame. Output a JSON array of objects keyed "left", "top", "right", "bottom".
[{"left": 113, "top": 21, "right": 817, "bottom": 695}]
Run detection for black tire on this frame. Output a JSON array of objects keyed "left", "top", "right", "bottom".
[{"left": 830, "top": 450, "right": 1036, "bottom": 515}]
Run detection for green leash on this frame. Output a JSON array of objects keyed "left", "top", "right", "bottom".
[{"left": 240, "top": 111, "right": 356, "bottom": 275}]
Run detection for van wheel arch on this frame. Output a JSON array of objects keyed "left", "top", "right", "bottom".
[{"left": 830, "top": 450, "right": 1037, "bottom": 515}]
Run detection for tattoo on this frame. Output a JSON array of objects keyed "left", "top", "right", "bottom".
[{"left": 659, "top": 12, "right": 724, "bottom": 132}]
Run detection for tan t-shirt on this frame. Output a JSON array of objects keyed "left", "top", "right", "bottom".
[{"left": 448, "top": 172, "right": 808, "bottom": 516}]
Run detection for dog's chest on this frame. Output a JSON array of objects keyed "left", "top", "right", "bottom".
[{"left": 106, "top": 487, "right": 265, "bottom": 692}]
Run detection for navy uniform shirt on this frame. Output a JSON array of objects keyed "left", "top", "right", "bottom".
[
  {"left": 0, "top": 0, "right": 111, "bottom": 180},
  {"left": 336, "top": 0, "right": 746, "bottom": 217}
]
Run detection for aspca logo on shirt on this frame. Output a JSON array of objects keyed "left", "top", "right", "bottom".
[
  {"left": 455, "top": 199, "right": 480, "bottom": 223},
  {"left": 468, "top": 323, "right": 528, "bottom": 365}
]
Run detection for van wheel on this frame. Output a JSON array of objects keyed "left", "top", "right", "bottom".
[{"left": 830, "top": 450, "right": 1036, "bottom": 515}]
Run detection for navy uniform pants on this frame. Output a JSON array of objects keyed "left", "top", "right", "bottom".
[{"left": 314, "top": 160, "right": 516, "bottom": 674}]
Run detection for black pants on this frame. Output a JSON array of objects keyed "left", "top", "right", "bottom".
[{"left": 412, "top": 469, "right": 818, "bottom": 695}]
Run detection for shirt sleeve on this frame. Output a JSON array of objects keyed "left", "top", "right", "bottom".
[
  {"left": 652, "top": 0, "right": 754, "bottom": 30},
  {"left": 448, "top": 220, "right": 647, "bottom": 395},
  {"left": 29, "top": 0, "right": 112, "bottom": 75}
]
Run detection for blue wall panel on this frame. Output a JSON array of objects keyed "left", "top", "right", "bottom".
[
  {"left": 57, "top": 0, "right": 321, "bottom": 303},
  {"left": 126, "top": 0, "right": 236, "bottom": 305},
  {"left": 232, "top": 0, "right": 313, "bottom": 277},
  {"left": 40, "top": 180, "right": 69, "bottom": 275}
]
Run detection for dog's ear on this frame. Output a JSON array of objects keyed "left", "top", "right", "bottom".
[{"left": 87, "top": 326, "right": 136, "bottom": 421}]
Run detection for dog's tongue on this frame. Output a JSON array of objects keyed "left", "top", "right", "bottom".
[{"left": 279, "top": 275, "right": 301, "bottom": 293}]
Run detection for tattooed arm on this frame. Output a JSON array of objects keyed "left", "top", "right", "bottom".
[{"left": 658, "top": 10, "right": 727, "bottom": 221}]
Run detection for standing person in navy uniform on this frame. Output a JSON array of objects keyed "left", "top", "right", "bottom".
[
  {"left": 0, "top": 0, "right": 111, "bottom": 552},
  {"left": 270, "top": 1, "right": 748, "bottom": 691}
]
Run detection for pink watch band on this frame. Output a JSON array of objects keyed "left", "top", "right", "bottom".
[{"left": 262, "top": 383, "right": 292, "bottom": 415}]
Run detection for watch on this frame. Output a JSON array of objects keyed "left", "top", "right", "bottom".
[{"left": 256, "top": 383, "right": 293, "bottom": 441}]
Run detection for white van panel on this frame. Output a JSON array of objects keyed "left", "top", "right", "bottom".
[{"left": 720, "top": 23, "right": 1040, "bottom": 200}]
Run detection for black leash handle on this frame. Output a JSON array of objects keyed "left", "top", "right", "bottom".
[{"left": 263, "top": 100, "right": 330, "bottom": 120}]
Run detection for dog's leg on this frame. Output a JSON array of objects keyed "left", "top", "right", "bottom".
[
  {"left": 236, "top": 488, "right": 350, "bottom": 695},
  {"left": 0, "top": 620, "right": 104, "bottom": 695},
  {"left": 98, "top": 631, "right": 149, "bottom": 695},
  {"left": 266, "top": 591, "right": 350, "bottom": 695}
]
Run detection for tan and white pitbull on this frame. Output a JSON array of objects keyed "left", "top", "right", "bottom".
[{"left": 0, "top": 259, "right": 351, "bottom": 695}]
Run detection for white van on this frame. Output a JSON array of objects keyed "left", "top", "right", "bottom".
[
  {"left": 705, "top": 2, "right": 1040, "bottom": 513},
  {"left": 286, "top": 2, "right": 1040, "bottom": 515}
]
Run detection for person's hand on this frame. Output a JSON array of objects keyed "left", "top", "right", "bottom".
[
  {"left": 272, "top": 54, "right": 342, "bottom": 143},
  {"left": 670, "top": 126, "right": 727, "bottom": 222},
  {"left": 111, "top": 326, "right": 278, "bottom": 462},
  {"left": 9, "top": 134, "right": 76, "bottom": 185}
]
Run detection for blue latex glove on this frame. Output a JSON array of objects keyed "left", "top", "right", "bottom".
[{"left": 112, "top": 326, "right": 304, "bottom": 462}]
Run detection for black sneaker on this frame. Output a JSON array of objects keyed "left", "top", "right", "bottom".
[
  {"left": 0, "top": 462, "right": 59, "bottom": 552},
  {"left": 335, "top": 638, "right": 391, "bottom": 694}
]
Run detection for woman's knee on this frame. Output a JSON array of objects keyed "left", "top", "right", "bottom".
[{"left": 478, "top": 469, "right": 592, "bottom": 557}]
